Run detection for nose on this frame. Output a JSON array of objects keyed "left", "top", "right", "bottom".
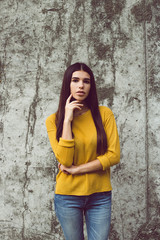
[{"left": 78, "top": 80, "right": 84, "bottom": 89}]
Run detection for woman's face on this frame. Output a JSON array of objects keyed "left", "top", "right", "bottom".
[{"left": 70, "top": 71, "right": 91, "bottom": 102}]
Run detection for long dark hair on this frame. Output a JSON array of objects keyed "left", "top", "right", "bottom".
[{"left": 56, "top": 62, "right": 107, "bottom": 155}]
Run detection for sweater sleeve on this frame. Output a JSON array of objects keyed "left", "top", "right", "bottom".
[
  {"left": 97, "top": 109, "right": 120, "bottom": 170},
  {"left": 45, "top": 114, "right": 74, "bottom": 167}
]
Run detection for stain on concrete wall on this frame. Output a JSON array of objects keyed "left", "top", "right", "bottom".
[{"left": 0, "top": 0, "right": 159, "bottom": 239}]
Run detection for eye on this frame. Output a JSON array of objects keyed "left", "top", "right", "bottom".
[
  {"left": 84, "top": 79, "right": 90, "bottom": 84},
  {"left": 71, "top": 78, "right": 79, "bottom": 82}
]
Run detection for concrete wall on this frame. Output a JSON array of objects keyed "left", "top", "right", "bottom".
[{"left": 0, "top": 0, "right": 159, "bottom": 239}]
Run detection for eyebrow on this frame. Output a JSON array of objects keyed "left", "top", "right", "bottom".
[{"left": 71, "top": 77, "right": 91, "bottom": 81}]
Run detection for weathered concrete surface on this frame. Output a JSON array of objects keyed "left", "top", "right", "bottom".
[{"left": 0, "top": 0, "right": 159, "bottom": 239}]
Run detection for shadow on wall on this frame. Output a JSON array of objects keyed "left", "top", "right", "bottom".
[
  {"left": 133, "top": 218, "right": 160, "bottom": 240},
  {"left": 109, "top": 218, "right": 160, "bottom": 240},
  {"left": 109, "top": 173, "right": 160, "bottom": 240}
]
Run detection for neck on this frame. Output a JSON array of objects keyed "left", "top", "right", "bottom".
[{"left": 74, "top": 103, "right": 89, "bottom": 116}]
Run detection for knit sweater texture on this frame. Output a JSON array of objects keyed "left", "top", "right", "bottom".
[{"left": 46, "top": 106, "right": 120, "bottom": 195}]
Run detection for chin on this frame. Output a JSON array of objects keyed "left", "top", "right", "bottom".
[{"left": 76, "top": 97, "right": 86, "bottom": 102}]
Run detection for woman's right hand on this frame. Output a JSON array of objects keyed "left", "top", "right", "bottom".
[{"left": 64, "top": 94, "right": 83, "bottom": 122}]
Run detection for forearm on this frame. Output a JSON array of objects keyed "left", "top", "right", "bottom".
[
  {"left": 61, "top": 120, "right": 73, "bottom": 140},
  {"left": 60, "top": 159, "right": 103, "bottom": 175},
  {"left": 46, "top": 116, "right": 74, "bottom": 167},
  {"left": 61, "top": 94, "right": 83, "bottom": 140},
  {"left": 76, "top": 159, "right": 103, "bottom": 174}
]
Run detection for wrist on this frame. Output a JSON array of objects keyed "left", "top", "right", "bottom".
[
  {"left": 75, "top": 165, "right": 81, "bottom": 174},
  {"left": 64, "top": 118, "right": 72, "bottom": 123},
  {"left": 75, "top": 164, "right": 83, "bottom": 174}
]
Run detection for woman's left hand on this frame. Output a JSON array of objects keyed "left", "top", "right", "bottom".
[{"left": 58, "top": 163, "right": 79, "bottom": 175}]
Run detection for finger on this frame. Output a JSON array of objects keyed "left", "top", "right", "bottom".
[
  {"left": 70, "top": 104, "right": 83, "bottom": 109},
  {"left": 63, "top": 170, "right": 70, "bottom": 175},
  {"left": 73, "top": 106, "right": 82, "bottom": 110},
  {"left": 58, "top": 163, "right": 61, "bottom": 169},
  {"left": 70, "top": 101, "right": 83, "bottom": 106},
  {"left": 70, "top": 100, "right": 83, "bottom": 104},
  {"left": 66, "top": 94, "right": 73, "bottom": 103},
  {"left": 60, "top": 166, "right": 69, "bottom": 174}
]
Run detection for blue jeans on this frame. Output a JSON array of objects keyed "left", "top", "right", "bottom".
[{"left": 54, "top": 191, "right": 112, "bottom": 240}]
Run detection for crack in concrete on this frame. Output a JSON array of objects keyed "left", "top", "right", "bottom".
[
  {"left": 74, "top": 0, "right": 86, "bottom": 33},
  {"left": 42, "top": 7, "right": 63, "bottom": 14},
  {"left": 22, "top": 55, "right": 42, "bottom": 238},
  {"left": 0, "top": 39, "right": 8, "bottom": 162},
  {"left": 1, "top": 39, "right": 8, "bottom": 89},
  {"left": 22, "top": 161, "right": 31, "bottom": 240},
  {"left": 49, "top": 199, "right": 54, "bottom": 233},
  {"left": 0, "top": 59, "right": 5, "bottom": 84},
  {"left": 25, "top": 54, "right": 42, "bottom": 155},
  {"left": 65, "top": 25, "right": 73, "bottom": 68},
  {"left": 110, "top": 29, "right": 116, "bottom": 87},
  {"left": 143, "top": 0, "right": 150, "bottom": 223},
  {"left": 82, "top": 1, "right": 85, "bottom": 33},
  {"left": 117, "top": 190, "right": 125, "bottom": 240}
]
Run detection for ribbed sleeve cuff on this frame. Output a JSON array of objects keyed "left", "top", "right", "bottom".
[
  {"left": 59, "top": 138, "right": 75, "bottom": 147},
  {"left": 97, "top": 155, "right": 110, "bottom": 171}
]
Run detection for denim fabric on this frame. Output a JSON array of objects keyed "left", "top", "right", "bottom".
[{"left": 54, "top": 191, "right": 112, "bottom": 240}]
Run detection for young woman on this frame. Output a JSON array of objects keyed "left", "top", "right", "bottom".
[{"left": 46, "top": 62, "right": 120, "bottom": 240}]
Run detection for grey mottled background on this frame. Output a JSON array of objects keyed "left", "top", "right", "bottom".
[{"left": 0, "top": 0, "right": 160, "bottom": 239}]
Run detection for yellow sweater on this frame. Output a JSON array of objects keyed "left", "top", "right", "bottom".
[{"left": 46, "top": 106, "right": 120, "bottom": 195}]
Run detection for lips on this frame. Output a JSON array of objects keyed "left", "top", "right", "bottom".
[{"left": 76, "top": 91, "right": 85, "bottom": 96}]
